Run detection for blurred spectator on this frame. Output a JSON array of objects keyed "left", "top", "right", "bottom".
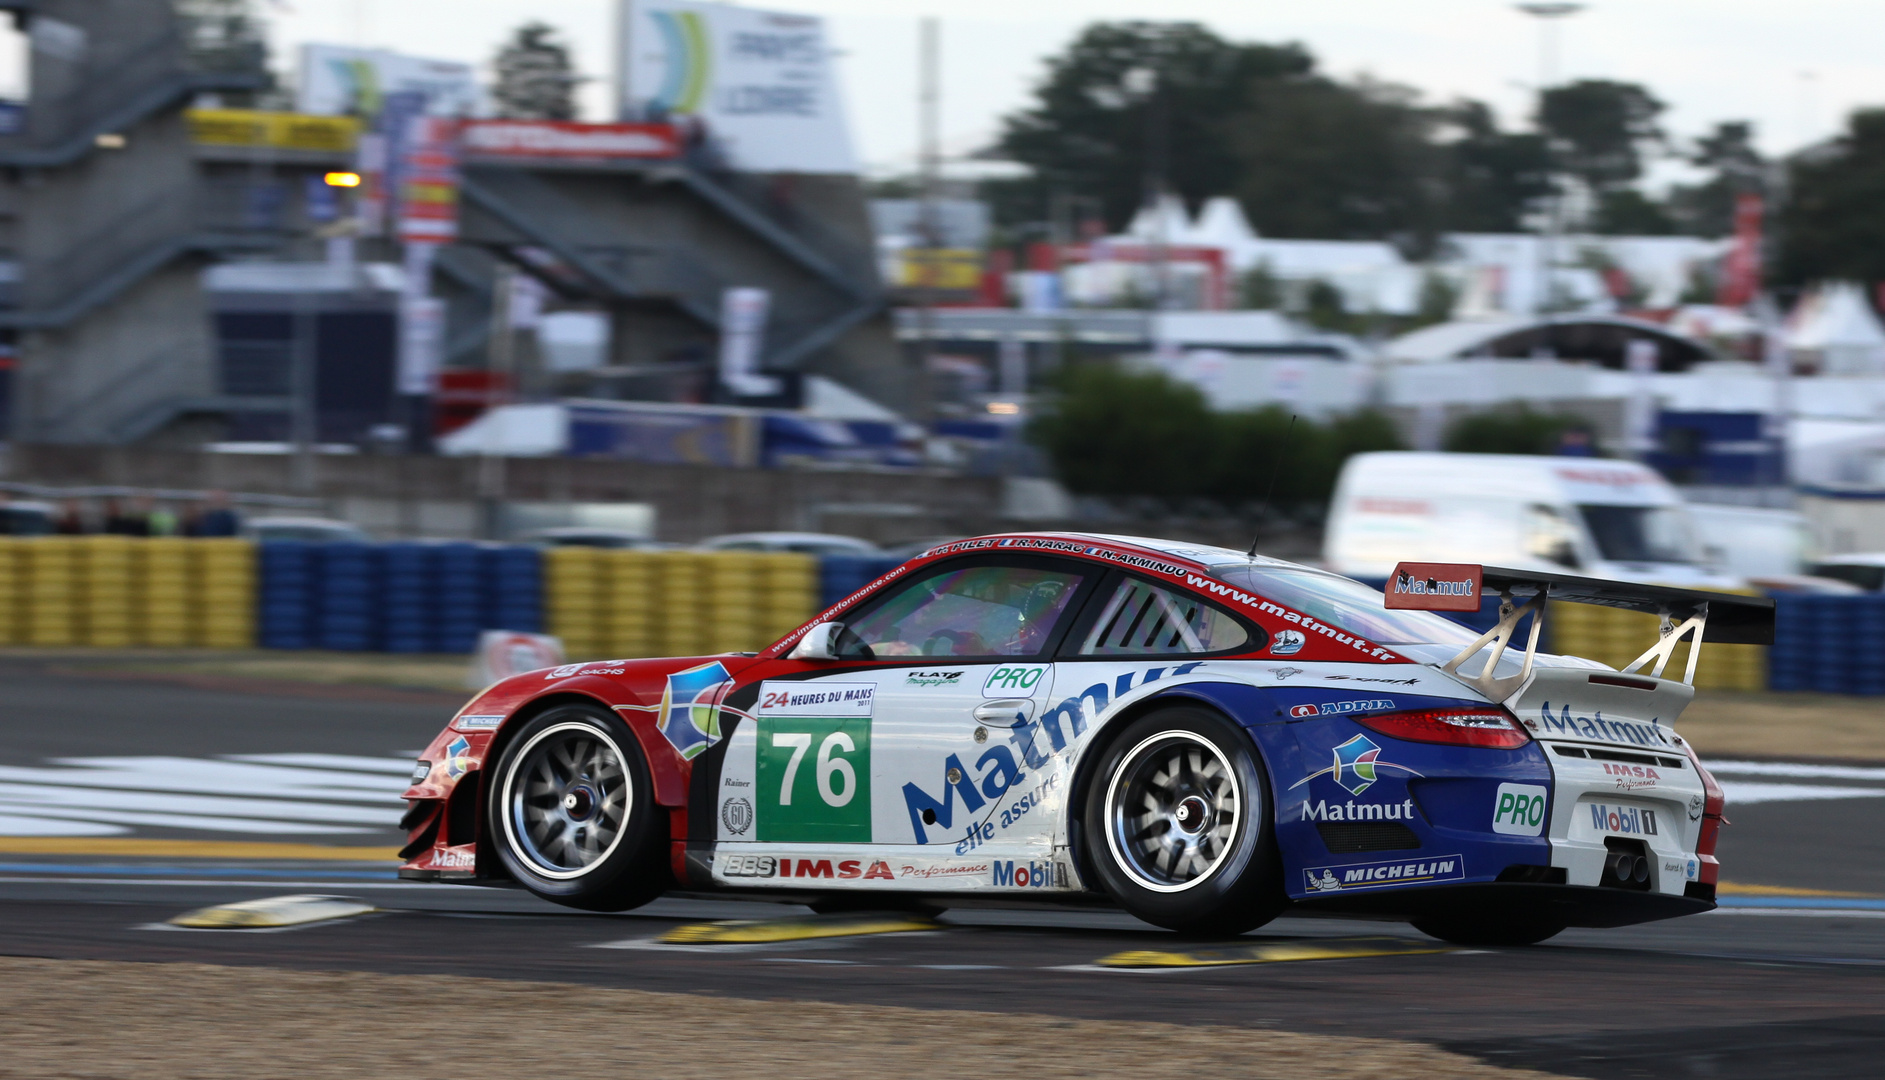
[
  {"left": 104, "top": 496, "right": 151, "bottom": 537},
  {"left": 149, "top": 500, "right": 179, "bottom": 537},
  {"left": 188, "top": 491, "right": 240, "bottom": 537},
  {"left": 55, "top": 499, "right": 87, "bottom": 535}
]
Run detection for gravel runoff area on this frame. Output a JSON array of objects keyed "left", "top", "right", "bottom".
[
  {"left": 1679, "top": 692, "right": 1885, "bottom": 761},
  {"left": 0, "top": 957, "right": 1560, "bottom": 1080}
]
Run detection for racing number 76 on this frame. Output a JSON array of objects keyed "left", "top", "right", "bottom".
[{"left": 756, "top": 717, "right": 872, "bottom": 842}]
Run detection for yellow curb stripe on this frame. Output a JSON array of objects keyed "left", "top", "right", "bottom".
[
  {"left": 0, "top": 838, "right": 401, "bottom": 861},
  {"left": 659, "top": 916, "right": 939, "bottom": 944},
  {"left": 1717, "top": 882, "right": 1879, "bottom": 899},
  {"left": 1099, "top": 937, "right": 1452, "bottom": 969},
  {"left": 170, "top": 895, "right": 379, "bottom": 929}
]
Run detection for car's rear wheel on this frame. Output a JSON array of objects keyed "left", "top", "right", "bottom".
[
  {"left": 1412, "top": 916, "right": 1564, "bottom": 947},
  {"left": 488, "top": 703, "right": 670, "bottom": 912},
  {"left": 1082, "top": 706, "right": 1287, "bottom": 937}
]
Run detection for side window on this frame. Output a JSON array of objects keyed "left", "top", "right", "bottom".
[
  {"left": 1076, "top": 577, "right": 1248, "bottom": 656},
  {"left": 845, "top": 563, "right": 1086, "bottom": 658}
]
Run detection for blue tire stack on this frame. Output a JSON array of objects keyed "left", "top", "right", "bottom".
[
  {"left": 258, "top": 541, "right": 316, "bottom": 649},
  {"left": 1853, "top": 597, "right": 1885, "bottom": 696},
  {"left": 317, "top": 541, "right": 380, "bottom": 651},
  {"left": 1809, "top": 595, "right": 1855, "bottom": 695},
  {"left": 435, "top": 543, "right": 487, "bottom": 654},
  {"left": 381, "top": 543, "right": 435, "bottom": 653},
  {"left": 819, "top": 555, "right": 906, "bottom": 611},
  {"left": 1768, "top": 595, "right": 1812, "bottom": 692},
  {"left": 484, "top": 544, "right": 544, "bottom": 635}
]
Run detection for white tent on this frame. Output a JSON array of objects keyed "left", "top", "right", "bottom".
[{"left": 1788, "top": 282, "right": 1885, "bottom": 375}]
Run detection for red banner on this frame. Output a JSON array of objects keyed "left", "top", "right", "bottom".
[{"left": 461, "top": 121, "right": 680, "bottom": 161}]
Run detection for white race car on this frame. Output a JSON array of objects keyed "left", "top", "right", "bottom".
[{"left": 398, "top": 533, "right": 1768, "bottom": 945}]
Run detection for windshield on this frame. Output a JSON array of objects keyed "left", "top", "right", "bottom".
[
  {"left": 1208, "top": 564, "right": 1482, "bottom": 646},
  {"left": 1578, "top": 504, "right": 1697, "bottom": 564}
]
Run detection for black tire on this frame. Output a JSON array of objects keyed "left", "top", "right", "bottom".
[
  {"left": 1412, "top": 917, "right": 1565, "bottom": 947},
  {"left": 486, "top": 703, "right": 671, "bottom": 912},
  {"left": 1081, "top": 706, "right": 1287, "bottom": 937}
]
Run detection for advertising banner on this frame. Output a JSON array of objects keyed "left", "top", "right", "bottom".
[
  {"left": 298, "top": 44, "right": 478, "bottom": 119},
  {"left": 186, "top": 109, "right": 362, "bottom": 152},
  {"left": 461, "top": 120, "right": 680, "bottom": 161},
  {"left": 619, "top": 0, "right": 856, "bottom": 174},
  {"left": 396, "top": 115, "right": 461, "bottom": 244}
]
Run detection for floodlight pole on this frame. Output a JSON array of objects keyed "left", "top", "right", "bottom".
[
  {"left": 916, "top": 17, "right": 941, "bottom": 394},
  {"left": 1516, "top": 2, "right": 1585, "bottom": 317}
]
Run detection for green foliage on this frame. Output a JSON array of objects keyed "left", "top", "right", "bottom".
[
  {"left": 1778, "top": 109, "right": 1885, "bottom": 287},
  {"left": 1594, "top": 189, "right": 1677, "bottom": 236},
  {"left": 494, "top": 22, "right": 580, "bottom": 121},
  {"left": 1299, "top": 280, "right": 1356, "bottom": 333},
  {"left": 990, "top": 23, "right": 1551, "bottom": 244},
  {"left": 1539, "top": 80, "right": 1666, "bottom": 192},
  {"left": 1028, "top": 366, "right": 1220, "bottom": 498},
  {"left": 1438, "top": 101, "right": 1553, "bottom": 232},
  {"left": 1029, "top": 367, "right": 1404, "bottom": 509},
  {"left": 1224, "top": 75, "right": 1441, "bottom": 245},
  {"left": 1414, "top": 271, "right": 1460, "bottom": 327},
  {"left": 1442, "top": 404, "right": 1599, "bottom": 457},
  {"left": 992, "top": 23, "right": 1312, "bottom": 231},
  {"left": 1240, "top": 262, "right": 1281, "bottom": 309},
  {"left": 1667, "top": 121, "right": 1765, "bottom": 237}
]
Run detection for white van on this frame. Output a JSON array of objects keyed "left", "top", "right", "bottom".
[{"left": 1324, "top": 452, "right": 1742, "bottom": 588}]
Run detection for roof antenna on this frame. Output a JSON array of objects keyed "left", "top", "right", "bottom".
[{"left": 1246, "top": 413, "right": 1298, "bottom": 559}]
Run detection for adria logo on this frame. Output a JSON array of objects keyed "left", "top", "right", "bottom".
[{"left": 1290, "top": 704, "right": 1319, "bottom": 717}]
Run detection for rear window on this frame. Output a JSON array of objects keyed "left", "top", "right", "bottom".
[{"left": 1207, "top": 564, "right": 1481, "bottom": 646}]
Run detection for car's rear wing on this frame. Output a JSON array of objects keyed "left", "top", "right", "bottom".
[{"left": 1385, "top": 561, "right": 1776, "bottom": 701}]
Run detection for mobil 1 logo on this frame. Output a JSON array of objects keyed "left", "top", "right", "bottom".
[
  {"left": 756, "top": 681, "right": 874, "bottom": 843},
  {"left": 1492, "top": 783, "right": 1548, "bottom": 837}
]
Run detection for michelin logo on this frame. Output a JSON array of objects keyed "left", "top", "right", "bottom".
[{"left": 1304, "top": 854, "right": 1464, "bottom": 893}]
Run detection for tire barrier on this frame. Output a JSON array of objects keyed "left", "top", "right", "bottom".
[
  {"left": 544, "top": 548, "right": 820, "bottom": 660},
  {"left": 0, "top": 536, "right": 257, "bottom": 648},
  {"left": 1547, "top": 599, "right": 1765, "bottom": 693},
  {"left": 257, "top": 541, "right": 544, "bottom": 653},
  {"left": 1767, "top": 595, "right": 1885, "bottom": 696}
]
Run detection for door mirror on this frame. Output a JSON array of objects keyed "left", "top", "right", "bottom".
[{"left": 788, "top": 622, "right": 870, "bottom": 661}]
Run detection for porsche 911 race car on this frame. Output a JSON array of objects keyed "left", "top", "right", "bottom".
[{"left": 398, "top": 533, "right": 1772, "bottom": 945}]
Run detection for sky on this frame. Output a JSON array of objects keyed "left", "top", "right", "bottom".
[{"left": 5, "top": 1, "right": 1885, "bottom": 184}]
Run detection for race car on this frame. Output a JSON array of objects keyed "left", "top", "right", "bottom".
[{"left": 398, "top": 533, "right": 1772, "bottom": 946}]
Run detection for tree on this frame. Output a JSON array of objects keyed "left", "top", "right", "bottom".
[
  {"left": 1028, "top": 366, "right": 1220, "bottom": 497},
  {"left": 1778, "top": 109, "right": 1885, "bottom": 286},
  {"left": 493, "top": 22, "right": 580, "bottom": 121},
  {"left": 992, "top": 22, "right": 1313, "bottom": 231},
  {"left": 1668, "top": 121, "right": 1766, "bottom": 237},
  {"left": 1223, "top": 74, "right": 1442, "bottom": 248},
  {"left": 1436, "top": 101, "right": 1553, "bottom": 233},
  {"left": 1594, "top": 189, "right": 1677, "bottom": 235},
  {"left": 1539, "top": 80, "right": 1665, "bottom": 193},
  {"left": 1443, "top": 404, "right": 1597, "bottom": 456}
]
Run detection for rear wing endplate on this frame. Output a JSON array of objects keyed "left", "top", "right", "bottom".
[{"left": 1386, "top": 562, "right": 1776, "bottom": 700}]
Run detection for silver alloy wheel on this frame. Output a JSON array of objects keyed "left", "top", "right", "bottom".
[
  {"left": 500, "top": 721, "right": 632, "bottom": 880},
  {"left": 1103, "top": 729, "right": 1244, "bottom": 893}
]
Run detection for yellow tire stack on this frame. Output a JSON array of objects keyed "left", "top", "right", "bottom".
[
  {"left": 194, "top": 539, "right": 256, "bottom": 648},
  {"left": 707, "top": 552, "right": 761, "bottom": 654},
  {"left": 654, "top": 551, "right": 707, "bottom": 657},
  {"left": 24, "top": 539, "right": 78, "bottom": 645},
  {"left": 0, "top": 538, "right": 22, "bottom": 644},
  {"left": 141, "top": 538, "right": 192, "bottom": 647},
  {"left": 544, "top": 546, "right": 603, "bottom": 659},
  {"left": 600, "top": 549, "right": 656, "bottom": 659},
  {"left": 1547, "top": 598, "right": 1765, "bottom": 693},
  {"left": 79, "top": 535, "right": 136, "bottom": 647},
  {"left": 756, "top": 553, "right": 819, "bottom": 650}
]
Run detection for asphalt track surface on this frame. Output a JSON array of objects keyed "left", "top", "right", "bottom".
[{"left": 4, "top": 656, "right": 1885, "bottom": 1078}]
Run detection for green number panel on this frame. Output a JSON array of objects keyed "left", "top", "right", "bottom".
[{"left": 756, "top": 715, "right": 873, "bottom": 842}]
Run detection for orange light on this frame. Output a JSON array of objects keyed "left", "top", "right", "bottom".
[
  {"left": 986, "top": 401, "right": 1021, "bottom": 415},
  {"left": 324, "top": 171, "right": 363, "bottom": 188}
]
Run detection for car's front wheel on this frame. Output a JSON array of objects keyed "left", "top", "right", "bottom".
[
  {"left": 487, "top": 703, "right": 670, "bottom": 911},
  {"left": 1082, "top": 706, "right": 1287, "bottom": 936}
]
